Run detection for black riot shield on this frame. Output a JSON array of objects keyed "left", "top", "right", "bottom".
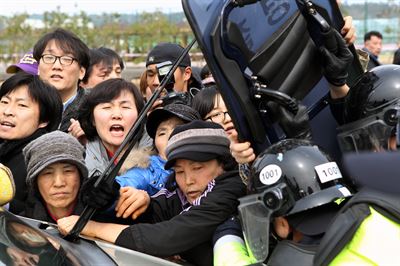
[{"left": 182, "top": 0, "right": 363, "bottom": 160}]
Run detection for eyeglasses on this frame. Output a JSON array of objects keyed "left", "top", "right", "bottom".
[
  {"left": 40, "top": 54, "right": 77, "bottom": 66},
  {"left": 205, "top": 111, "right": 229, "bottom": 123}
]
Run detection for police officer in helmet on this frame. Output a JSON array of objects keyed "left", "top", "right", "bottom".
[
  {"left": 238, "top": 139, "right": 353, "bottom": 265},
  {"left": 337, "top": 64, "right": 400, "bottom": 153},
  {"left": 311, "top": 66, "right": 400, "bottom": 265}
]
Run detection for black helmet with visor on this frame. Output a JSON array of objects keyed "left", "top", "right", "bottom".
[
  {"left": 338, "top": 65, "right": 400, "bottom": 152},
  {"left": 238, "top": 139, "right": 352, "bottom": 262}
]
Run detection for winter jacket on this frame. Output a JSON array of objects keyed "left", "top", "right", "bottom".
[
  {"left": 59, "top": 87, "right": 88, "bottom": 133},
  {"left": 116, "top": 153, "right": 172, "bottom": 196},
  {"left": 22, "top": 197, "right": 84, "bottom": 224},
  {"left": 0, "top": 129, "right": 47, "bottom": 214},
  {"left": 115, "top": 170, "right": 246, "bottom": 266},
  {"left": 361, "top": 47, "right": 381, "bottom": 71},
  {"left": 84, "top": 133, "right": 152, "bottom": 178},
  {"left": 21, "top": 195, "right": 121, "bottom": 224}
]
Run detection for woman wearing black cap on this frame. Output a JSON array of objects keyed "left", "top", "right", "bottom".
[
  {"left": 115, "top": 103, "right": 200, "bottom": 199},
  {"left": 58, "top": 121, "right": 246, "bottom": 266}
]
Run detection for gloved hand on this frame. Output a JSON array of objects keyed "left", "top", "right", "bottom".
[
  {"left": 320, "top": 28, "right": 354, "bottom": 87},
  {"left": 277, "top": 103, "right": 312, "bottom": 140},
  {"left": 80, "top": 174, "right": 120, "bottom": 211}
]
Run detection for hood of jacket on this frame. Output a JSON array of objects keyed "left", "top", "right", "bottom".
[{"left": 118, "top": 147, "right": 155, "bottom": 175}]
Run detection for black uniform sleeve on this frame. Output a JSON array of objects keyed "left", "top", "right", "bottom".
[
  {"left": 328, "top": 95, "right": 346, "bottom": 125},
  {"left": 115, "top": 172, "right": 246, "bottom": 257}
]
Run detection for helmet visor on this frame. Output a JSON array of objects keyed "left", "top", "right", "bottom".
[
  {"left": 238, "top": 183, "right": 294, "bottom": 262},
  {"left": 338, "top": 109, "right": 398, "bottom": 153},
  {"left": 238, "top": 194, "right": 271, "bottom": 263}
]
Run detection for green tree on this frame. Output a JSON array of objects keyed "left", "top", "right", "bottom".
[
  {"left": 129, "top": 11, "right": 180, "bottom": 53},
  {"left": 0, "top": 10, "right": 194, "bottom": 65},
  {"left": 42, "top": 6, "right": 69, "bottom": 31},
  {"left": 0, "top": 13, "right": 33, "bottom": 57}
]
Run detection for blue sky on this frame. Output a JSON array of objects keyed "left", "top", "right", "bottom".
[{"left": 0, "top": 0, "right": 183, "bottom": 16}]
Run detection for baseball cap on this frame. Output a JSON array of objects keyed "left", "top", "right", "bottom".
[
  {"left": 146, "top": 43, "right": 191, "bottom": 67},
  {"left": 146, "top": 103, "right": 200, "bottom": 139},
  {"left": 6, "top": 52, "right": 38, "bottom": 75}
]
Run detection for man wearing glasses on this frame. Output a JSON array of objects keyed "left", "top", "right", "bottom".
[{"left": 33, "top": 28, "right": 90, "bottom": 132}]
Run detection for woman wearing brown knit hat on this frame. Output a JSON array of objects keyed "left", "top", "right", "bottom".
[
  {"left": 21, "top": 131, "right": 88, "bottom": 223},
  {"left": 22, "top": 130, "right": 150, "bottom": 225},
  {"left": 58, "top": 120, "right": 246, "bottom": 266}
]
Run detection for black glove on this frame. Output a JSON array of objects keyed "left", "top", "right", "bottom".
[
  {"left": 320, "top": 28, "right": 354, "bottom": 87},
  {"left": 277, "top": 103, "right": 312, "bottom": 140},
  {"left": 80, "top": 174, "right": 120, "bottom": 210}
]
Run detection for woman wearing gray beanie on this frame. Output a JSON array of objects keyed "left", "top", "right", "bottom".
[
  {"left": 58, "top": 121, "right": 246, "bottom": 265},
  {"left": 21, "top": 131, "right": 87, "bottom": 223}
]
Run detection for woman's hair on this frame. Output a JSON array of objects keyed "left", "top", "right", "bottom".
[
  {"left": 0, "top": 72, "right": 63, "bottom": 132},
  {"left": 191, "top": 85, "right": 219, "bottom": 119},
  {"left": 139, "top": 70, "right": 148, "bottom": 98},
  {"left": 79, "top": 78, "right": 145, "bottom": 141}
]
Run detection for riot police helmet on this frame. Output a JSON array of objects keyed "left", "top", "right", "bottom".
[
  {"left": 248, "top": 139, "right": 351, "bottom": 216},
  {"left": 338, "top": 65, "right": 400, "bottom": 152},
  {"left": 238, "top": 139, "right": 352, "bottom": 262}
]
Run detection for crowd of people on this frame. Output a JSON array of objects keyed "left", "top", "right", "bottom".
[{"left": 0, "top": 5, "right": 399, "bottom": 266}]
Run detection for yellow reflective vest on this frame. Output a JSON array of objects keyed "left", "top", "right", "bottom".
[
  {"left": 314, "top": 189, "right": 400, "bottom": 266},
  {"left": 330, "top": 206, "right": 400, "bottom": 265}
]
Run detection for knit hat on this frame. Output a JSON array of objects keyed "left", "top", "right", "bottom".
[
  {"left": 6, "top": 51, "right": 38, "bottom": 75},
  {"left": 146, "top": 43, "right": 191, "bottom": 67},
  {"left": 23, "top": 131, "right": 88, "bottom": 185},
  {"left": 164, "top": 121, "right": 231, "bottom": 169},
  {"left": 146, "top": 103, "right": 201, "bottom": 139}
]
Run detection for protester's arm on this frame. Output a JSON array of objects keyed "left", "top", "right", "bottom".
[
  {"left": 60, "top": 173, "right": 245, "bottom": 258},
  {"left": 57, "top": 215, "right": 129, "bottom": 243},
  {"left": 341, "top": 16, "right": 356, "bottom": 46},
  {"left": 115, "top": 187, "right": 150, "bottom": 219},
  {"left": 68, "top": 118, "right": 87, "bottom": 145},
  {"left": 228, "top": 133, "right": 255, "bottom": 165},
  {"left": 115, "top": 173, "right": 246, "bottom": 257},
  {"left": 329, "top": 84, "right": 350, "bottom": 99}
]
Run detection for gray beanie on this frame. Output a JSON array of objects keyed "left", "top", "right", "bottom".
[
  {"left": 23, "top": 131, "right": 88, "bottom": 185},
  {"left": 164, "top": 121, "right": 231, "bottom": 169}
]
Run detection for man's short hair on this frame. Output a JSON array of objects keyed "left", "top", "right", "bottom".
[
  {"left": 33, "top": 28, "right": 90, "bottom": 71},
  {"left": 0, "top": 72, "right": 63, "bottom": 132},
  {"left": 364, "top": 31, "right": 383, "bottom": 42},
  {"left": 81, "top": 47, "right": 124, "bottom": 84}
]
